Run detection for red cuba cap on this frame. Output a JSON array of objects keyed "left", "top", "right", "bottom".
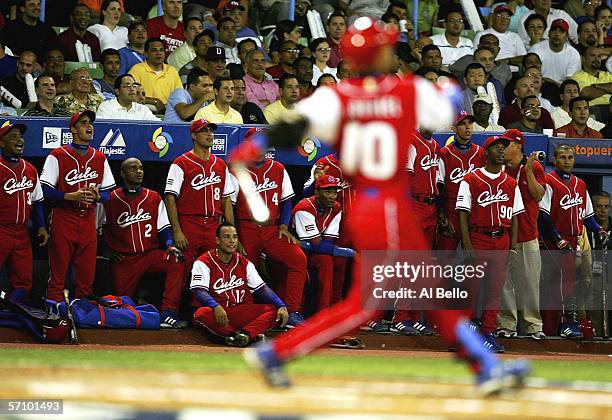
[
  {"left": 550, "top": 19, "right": 569, "bottom": 32},
  {"left": 494, "top": 4, "right": 514, "bottom": 15},
  {"left": 454, "top": 110, "right": 475, "bottom": 125},
  {"left": 69, "top": 110, "right": 96, "bottom": 129},
  {"left": 190, "top": 118, "right": 218, "bottom": 134},
  {"left": 483, "top": 135, "right": 509, "bottom": 149},
  {"left": 0, "top": 122, "right": 26, "bottom": 138},
  {"left": 316, "top": 174, "right": 339, "bottom": 189},
  {"left": 500, "top": 128, "right": 524, "bottom": 145}
]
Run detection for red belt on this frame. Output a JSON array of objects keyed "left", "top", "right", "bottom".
[{"left": 473, "top": 227, "right": 507, "bottom": 238}]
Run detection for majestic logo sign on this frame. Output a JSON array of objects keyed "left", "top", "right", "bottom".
[
  {"left": 4, "top": 177, "right": 33, "bottom": 195},
  {"left": 213, "top": 275, "right": 244, "bottom": 293},
  {"left": 449, "top": 165, "right": 475, "bottom": 184},
  {"left": 65, "top": 167, "right": 99, "bottom": 186},
  {"left": 477, "top": 190, "right": 509, "bottom": 207},
  {"left": 192, "top": 172, "right": 221, "bottom": 190},
  {"left": 117, "top": 208, "right": 152, "bottom": 228},
  {"left": 99, "top": 129, "right": 126, "bottom": 156},
  {"left": 560, "top": 193, "right": 583, "bottom": 210}
]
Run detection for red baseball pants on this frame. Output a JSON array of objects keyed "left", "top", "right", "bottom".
[
  {"left": 0, "top": 224, "right": 33, "bottom": 292},
  {"left": 179, "top": 215, "right": 219, "bottom": 273},
  {"left": 468, "top": 231, "right": 510, "bottom": 334},
  {"left": 193, "top": 304, "right": 278, "bottom": 339},
  {"left": 111, "top": 249, "right": 184, "bottom": 313},
  {"left": 238, "top": 222, "right": 307, "bottom": 313},
  {"left": 307, "top": 254, "right": 347, "bottom": 311},
  {"left": 47, "top": 209, "right": 97, "bottom": 302}
]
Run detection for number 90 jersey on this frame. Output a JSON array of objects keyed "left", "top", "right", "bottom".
[{"left": 295, "top": 75, "right": 453, "bottom": 192}]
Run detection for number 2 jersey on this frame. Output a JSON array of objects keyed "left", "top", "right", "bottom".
[
  {"left": 101, "top": 187, "right": 171, "bottom": 254},
  {"left": 295, "top": 75, "right": 453, "bottom": 194},
  {"left": 190, "top": 250, "right": 265, "bottom": 307}
]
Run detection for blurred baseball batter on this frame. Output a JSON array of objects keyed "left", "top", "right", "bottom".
[{"left": 241, "top": 17, "right": 530, "bottom": 394}]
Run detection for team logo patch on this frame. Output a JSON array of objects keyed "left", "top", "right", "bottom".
[
  {"left": 305, "top": 224, "right": 316, "bottom": 232},
  {"left": 99, "top": 128, "right": 126, "bottom": 156},
  {"left": 298, "top": 137, "right": 321, "bottom": 161},
  {"left": 148, "top": 127, "right": 174, "bottom": 158}
]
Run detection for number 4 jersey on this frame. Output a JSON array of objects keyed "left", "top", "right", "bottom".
[{"left": 295, "top": 75, "right": 453, "bottom": 192}]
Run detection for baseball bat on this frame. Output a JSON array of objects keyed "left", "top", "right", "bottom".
[
  {"left": 63, "top": 289, "right": 79, "bottom": 345},
  {"left": 234, "top": 164, "right": 270, "bottom": 223}
]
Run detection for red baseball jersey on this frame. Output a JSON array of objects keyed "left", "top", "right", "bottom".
[
  {"left": 102, "top": 188, "right": 171, "bottom": 254},
  {"left": 456, "top": 168, "right": 524, "bottom": 229},
  {"left": 229, "top": 159, "right": 294, "bottom": 221},
  {"left": 406, "top": 132, "right": 440, "bottom": 196},
  {"left": 292, "top": 196, "right": 342, "bottom": 241},
  {"left": 295, "top": 75, "right": 452, "bottom": 195},
  {"left": 0, "top": 156, "right": 43, "bottom": 225},
  {"left": 304, "top": 154, "right": 353, "bottom": 213},
  {"left": 145, "top": 16, "right": 185, "bottom": 54},
  {"left": 165, "top": 152, "right": 234, "bottom": 217},
  {"left": 539, "top": 171, "right": 593, "bottom": 237},
  {"left": 438, "top": 143, "right": 486, "bottom": 211},
  {"left": 40, "top": 145, "right": 116, "bottom": 209},
  {"left": 190, "top": 250, "right": 265, "bottom": 307},
  {"left": 505, "top": 161, "right": 545, "bottom": 243}
]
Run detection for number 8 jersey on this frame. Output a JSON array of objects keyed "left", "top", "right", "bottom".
[
  {"left": 165, "top": 152, "right": 234, "bottom": 216},
  {"left": 295, "top": 75, "right": 453, "bottom": 192}
]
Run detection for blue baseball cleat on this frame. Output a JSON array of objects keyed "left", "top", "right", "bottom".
[
  {"left": 477, "top": 359, "right": 531, "bottom": 396},
  {"left": 243, "top": 342, "right": 291, "bottom": 388}
]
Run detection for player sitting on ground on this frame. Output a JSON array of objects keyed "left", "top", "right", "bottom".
[{"left": 190, "top": 223, "right": 289, "bottom": 347}]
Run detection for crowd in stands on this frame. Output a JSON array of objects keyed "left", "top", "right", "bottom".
[{"left": 0, "top": 0, "right": 611, "bottom": 347}]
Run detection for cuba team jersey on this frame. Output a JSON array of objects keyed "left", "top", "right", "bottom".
[
  {"left": 505, "top": 162, "right": 546, "bottom": 243},
  {"left": 456, "top": 168, "right": 524, "bottom": 229},
  {"left": 102, "top": 188, "right": 171, "bottom": 254},
  {"left": 230, "top": 159, "right": 294, "bottom": 221},
  {"left": 40, "top": 145, "right": 115, "bottom": 209},
  {"left": 406, "top": 132, "right": 440, "bottom": 196},
  {"left": 438, "top": 143, "right": 486, "bottom": 209},
  {"left": 304, "top": 155, "right": 353, "bottom": 213},
  {"left": 539, "top": 171, "right": 593, "bottom": 237},
  {"left": 0, "top": 157, "right": 43, "bottom": 225},
  {"left": 295, "top": 75, "right": 453, "bottom": 193},
  {"left": 292, "top": 196, "right": 342, "bottom": 241},
  {"left": 190, "top": 250, "right": 265, "bottom": 307},
  {"left": 165, "top": 152, "right": 234, "bottom": 216}
]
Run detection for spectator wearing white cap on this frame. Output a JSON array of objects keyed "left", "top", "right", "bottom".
[
  {"left": 528, "top": 19, "right": 581, "bottom": 84},
  {"left": 517, "top": 0, "right": 579, "bottom": 45},
  {"left": 472, "top": 92, "right": 506, "bottom": 132},
  {"left": 473, "top": 5, "right": 527, "bottom": 64}
]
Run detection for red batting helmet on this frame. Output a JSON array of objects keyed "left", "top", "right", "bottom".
[
  {"left": 41, "top": 318, "right": 70, "bottom": 343},
  {"left": 579, "top": 319, "right": 595, "bottom": 340},
  {"left": 340, "top": 17, "right": 398, "bottom": 72}
]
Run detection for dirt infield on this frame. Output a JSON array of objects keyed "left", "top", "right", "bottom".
[{"left": 2, "top": 344, "right": 611, "bottom": 418}]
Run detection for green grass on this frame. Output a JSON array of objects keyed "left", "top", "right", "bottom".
[{"left": 2, "top": 348, "right": 611, "bottom": 384}]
